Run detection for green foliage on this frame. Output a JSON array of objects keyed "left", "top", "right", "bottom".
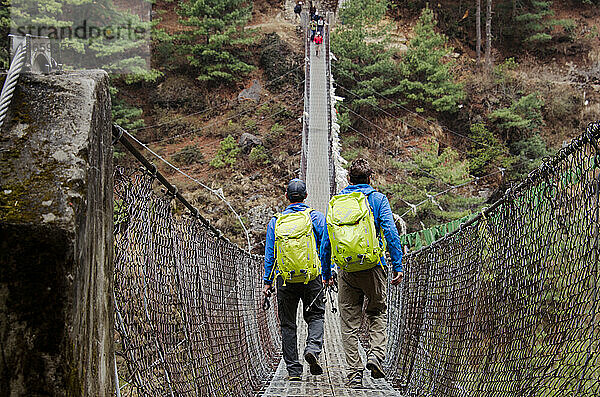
[
  {"left": 493, "top": 57, "right": 519, "bottom": 85},
  {"left": 339, "top": 0, "right": 387, "bottom": 26},
  {"left": 111, "top": 86, "right": 144, "bottom": 130},
  {"left": 210, "top": 135, "right": 240, "bottom": 168},
  {"left": 514, "top": 1, "right": 575, "bottom": 49},
  {"left": 0, "top": 0, "right": 9, "bottom": 69},
  {"left": 396, "top": 6, "right": 464, "bottom": 113},
  {"left": 122, "top": 69, "right": 164, "bottom": 85},
  {"left": 178, "top": 0, "right": 255, "bottom": 84},
  {"left": 489, "top": 93, "right": 544, "bottom": 140},
  {"left": 270, "top": 122, "right": 284, "bottom": 135},
  {"left": 468, "top": 123, "right": 511, "bottom": 176},
  {"left": 8, "top": 0, "right": 151, "bottom": 73},
  {"left": 337, "top": 107, "right": 351, "bottom": 134},
  {"left": 509, "top": 134, "right": 555, "bottom": 181},
  {"left": 410, "top": 139, "right": 471, "bottom": 185},
  {"left": 383, "top": 139, "right": 483, "bottom": 231},
  {"left": 332, "top": 0, "right": 397, "bottom": 114},
  {"left": 248, "top": 145, "right": 270, "bottom": 165},
  {"left": 172, "top": 145, "right": 205, "bottom": 165},
  {"left": 243, "top": 119, "right": 258, "bottom": 133},
  {"left": 264, "top": 122, "right": 285, "bottom": 147},
  {"left": 258, "top": 33, "right": 303, "bottom": 91},
  {"left": 113, "top": 198, "right": 128, "bottom": 230}
]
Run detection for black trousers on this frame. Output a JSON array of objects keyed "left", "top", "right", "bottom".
[{"left": 276, "top": 276, "right": 325, "bottom": 376}]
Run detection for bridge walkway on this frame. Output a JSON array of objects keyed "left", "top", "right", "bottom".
[
  {"left": 262, "top": 302, "right": 401, "bottom": 396},
  {"left": 263, "top": 9, "right": 401, "bottom": 396}
]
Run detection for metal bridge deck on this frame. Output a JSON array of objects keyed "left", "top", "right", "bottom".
[
  {"left": 305, "top": 22, "right": 331, "bottom": 214},
  {"left": 261, "top": 301, "right": 401, "bottom": 396}
]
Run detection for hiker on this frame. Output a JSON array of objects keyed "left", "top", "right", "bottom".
[
  {"left": 309, "top": 18, "right": 317, "bottom": 41},
  {"left": 309, "top": 2, "right": 316, "bottom": 20},
  {"left": 294, "top": 1, "right": 302, "bottom": 20},
  {"left": 320, "top": 158, "right": 403, "bottom": 388},
  {"left": 263, "top": 179, "right": 328, "bottom": 381},
  {"left": 317, "top": 15, "right": 325, "bottom": 36},
  {"left": 313, "top": 31, "right": 323, "bottom": 57}
]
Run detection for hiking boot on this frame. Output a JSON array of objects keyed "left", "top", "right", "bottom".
[
  {"left": 288, "top": 375, "right": 302, "bottom": 382},
  {"left": 304, "top": 352, "right": 323, "bottom": 375},
  {"left": 346, "top": 371, "right": 363, "bottom": 388},
  {"left": 366, "top": 357, "right": 385, "bottom": 379}
]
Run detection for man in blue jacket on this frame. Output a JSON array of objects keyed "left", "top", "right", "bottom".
[
  {"left": 263, "top": 179, "right": 329, "bottom": 381},
  {"left": 320, "top": 158, "right": 403, "bottom": 387}
]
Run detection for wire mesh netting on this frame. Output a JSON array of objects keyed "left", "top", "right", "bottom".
[
  {"left": 385, "top": 122, "right": 600, "bottom": 396},
  {"left": 114, "top": 122, "right": 599, "bottom": 397},
  {"left": 113, "top": 169, "right": 280, "bottom": 396}
]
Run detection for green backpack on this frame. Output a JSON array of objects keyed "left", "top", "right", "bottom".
[
  {"left": 326, "top": 192, "right": 385, "bottom": 272},
  {"left": 274, "top": 209, "right": 321, "bottom": 284}
]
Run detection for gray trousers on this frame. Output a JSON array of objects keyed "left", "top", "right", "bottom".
[
  {"left": 276, "top": 276, "right": 325, "bottom": 376},
  {"left": 338, "top": 266, "right": 387, "bottom": 376}
]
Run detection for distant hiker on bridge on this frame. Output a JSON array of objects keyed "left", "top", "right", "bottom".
[
  {"left": 294, "top": 1, "right": 302, "bottom": 21},
  {"left": 320, "top": 158, "right": 404, "bottom": 388},
  {"left": 309, "top": 2, "right": 316, "bottom": 20},
  {"left": 309, "top": 19, "right": 318, "bottom": 41},
  {"left": 317, "top": 15, "right": 325, "bottom": 36},
  {"left": 313, "top": 32, "right": 323, "bottom": 56},
  {"left": 263, "top": 179, "right": 328, "bottom": 381}
]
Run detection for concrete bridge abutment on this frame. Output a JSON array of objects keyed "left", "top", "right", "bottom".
[{"left": 0, "top": 71, "right": 114, "bottom": 396}]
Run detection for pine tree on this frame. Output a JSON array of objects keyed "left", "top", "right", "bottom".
[
  {"left": 515, "top": 1, "right": 555, "bottom": 44},
  {"left": 396, "top": 6, "right": 464, "bottom": 113},
  {"left": 514, "top": 0, "right": 574, "bottom": 49},
  {"left": 331, "top": 0, "right": 396, "bottom": 114},
  {"left": 4, "top": 0, "right": 152, "bottom": 76},
  {"left": 178, "top": 0, "right": 255, "bottom": 84}
]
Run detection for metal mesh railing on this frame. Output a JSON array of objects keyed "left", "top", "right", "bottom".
[
  {"left": 385, "top": 122, "right": 600, "bottom": 396},
  {"left": 113, "top": 167, "right": 280, "bottom": 396}
]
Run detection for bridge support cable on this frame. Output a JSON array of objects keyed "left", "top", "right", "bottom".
[
  {"left": 0, "top": 43, "right": 26, "bottom": 128},
  {"left": 385, "top": 122, "right": 600, "bottom": 396}
]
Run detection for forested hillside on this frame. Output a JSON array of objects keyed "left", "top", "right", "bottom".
[{"left": 2, "top": 0, "right": 599, "bottom": 251}]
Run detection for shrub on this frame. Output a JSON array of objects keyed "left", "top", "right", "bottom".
[
  {"left": 249, "top": 145, "right": 270, "bottom": 165},
  {"left": 210, "top": 135, "right": 240, "bottom": 168},
  {"left": 383, "top": 141, "right": 483, "bottom": 231},
  {"left": 172, "top": 145, "right": 205, "bottom": 165},
  {"left": 264, "top": 122, "right": 286, "bottom": 148},
  {"left": 468, "top": 123, "right": 511, "bottom": 176},
  {"left": 509, "top": 134, "right": 555, "bottom": 181},
  {"left": 489, "top": 93, "right": 544, "bottom": 140},
  {"left": 244, "top": 119, "right": 258, "bottom": 133},
  {"left": 493, "top": 58, "right": 519, "bottom": 85}
]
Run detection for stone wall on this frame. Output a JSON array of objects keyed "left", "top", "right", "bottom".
[{"left": 0, "top": 71, "right": 114, "bottom": 396}]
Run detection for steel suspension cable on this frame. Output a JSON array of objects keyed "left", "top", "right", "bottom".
[{"left": 0, "top": 43, "right": 27, "bottom": 128}]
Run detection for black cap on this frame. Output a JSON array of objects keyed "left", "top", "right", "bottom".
[{"left": 286, "top": 178, "right": 307, "bottom": 201}]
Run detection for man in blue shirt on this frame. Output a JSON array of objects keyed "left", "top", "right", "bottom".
[
  {"left": 320, "top": 158, "right": 403, "bottom": 387},
  {"left": 263, "top": 179, "right": 329, "bottom": 381}
]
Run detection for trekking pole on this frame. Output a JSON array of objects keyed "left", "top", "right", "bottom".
[
  {"left": 327, "top": 287, "right": 337, "bottom": 314},
  {"left": 306, "top": 285, "right": 327, "bottom": 312},
  {"left": 327, "top": 273, "right": 338, "bottom": 313}
]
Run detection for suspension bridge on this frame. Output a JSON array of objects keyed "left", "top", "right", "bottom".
[
  {"left": 111, "top": 8, "right": 600, "bottom": 397},
  {"left": 0, "top": 4, "right": 598, "bottom": 397}
]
